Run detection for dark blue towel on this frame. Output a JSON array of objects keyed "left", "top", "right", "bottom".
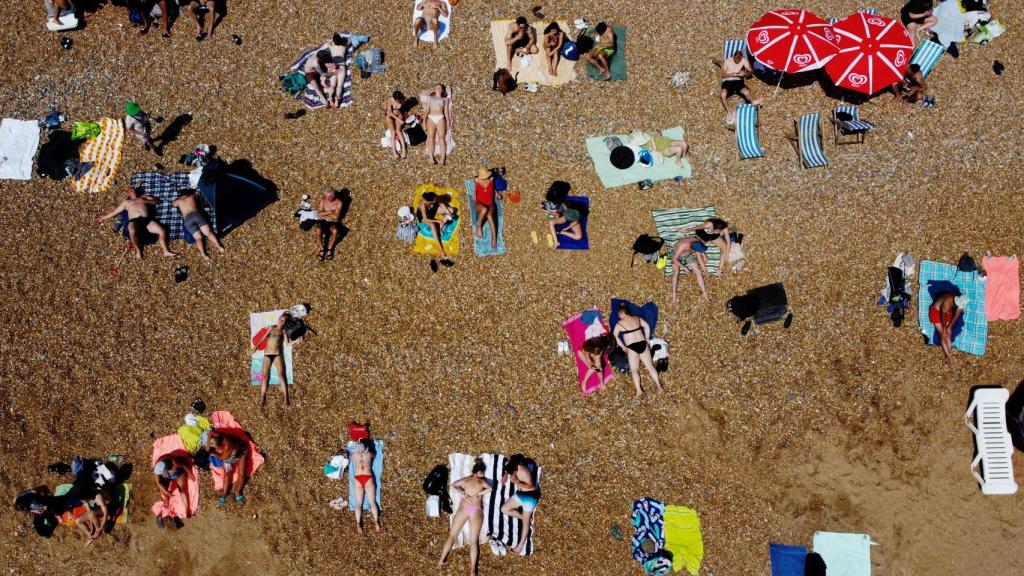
[
  {"left": 555, "top": 196, "right": 590, "bottom": 250},
  {"left": 769, "top": 543, "right": 807, "bottom": 576}
]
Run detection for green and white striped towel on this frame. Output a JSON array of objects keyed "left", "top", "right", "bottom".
[{"left": 652, "top": 206, "right": 720, "bottom": 276}]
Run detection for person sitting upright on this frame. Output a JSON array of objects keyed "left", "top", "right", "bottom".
[
  {"left": 891, "top": 64, "right": 927, "bottom": 105},
  {"left": 505, "top": 17, "right": 539, "bottom": 67},
  {"left": 303, "top": 49, "right": 339, "bottom": 108},
  {"left": 500, "top": 455, "right": 541, "bottom": 555},
  {"left": 173, "top": 189, "right": 225, "bottom": 261},
  {"left": 930, "top": 291, "right": 965, "bottom": 364},
  {"left": 586, "top": 22, "right": 616, "bottom": 81},
  {"left": 152, "top": 455, "right": 194, "bottom": 529},
  {"left": 382, "top": 91, "right": 409, "bottom": 159},
  {"left": 542, "top": 22, "right": 566, "bottom": 77},
  {"left": 96, "top": 186, "right": 178, "bottom": 259},
  {"left": 901, "top": 0, "right": 938, "bottom": 40},
  {"left": 414, "top": 0, "right": 449, "bottom": 50},
  {"left": 720, "top": 51, "right": 756, "bottom": 116},
  {"left": 316, "top": 188, "right": 343, "bottom": 261},
  {"left": 350, "top": 439, "right": 382, "bottom": 535},
  {"left": 417, "top": 191, "right": 456, "bottom": 265},
  {"left": 183, "top": 0, "right": 215, "bottom": 41}
]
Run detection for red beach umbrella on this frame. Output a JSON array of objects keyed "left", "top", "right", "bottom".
[
  {"left": 826, "top": 12, "right": 914, "bottom": 95},
  {"left": 747, "top": 8, "right": 838, "bottom": 73}
]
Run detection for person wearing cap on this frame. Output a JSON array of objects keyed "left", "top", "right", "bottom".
[
  {"left": 890, "top": 64, "right": 927, "bottom": 105},
  {"left": 472, "top": 167, "right": 503, "bottom": 249},
  {"left": 123, "top": 101, "right": 161, "bottom": 154},
  {"left": 930, "top": 291, "right": 965, "bottom": 364},
  {"left": 152, "top": 455, "right": 194, "bottom": 528},
  {"left": 670, "top": 237, "right": 711, "bottom": 304},
  {"left": 316, "top": 188, "right": 343, "bottom": 261},
  {"left": 504, "top": 16, "right": 538, "bottom": 68},
  {"left": 181, "top": 0, "right": 216, "bottom": 41},
  {"left": 96, "top": 186, "right": 178, "bottom": 259}
]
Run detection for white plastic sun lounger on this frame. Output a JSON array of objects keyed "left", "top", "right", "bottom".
[{"left": 964, "top": 387, "right": 1017, "bottom": 495}]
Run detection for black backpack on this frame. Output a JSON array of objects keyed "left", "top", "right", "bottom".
[
  {"left": 422, "top": 464, "right": 452, "bottom": 514},
  {"left": 631, "top": 234, "right": 664, "bottom": 267},
  {"left": 575, "top": 32, "right": 595, "bottom": 54},
  {"left": 283, "top": 315, "right": 309, "bottom": 341}
]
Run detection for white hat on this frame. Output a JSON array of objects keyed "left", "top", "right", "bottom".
[
  {"left": 184, "top": 413, "right": 199, "bottom": 426},
  {"left": 954, "top": 295, "right": 969, "bottom": 308},
  {"left": 397, "top": 205, "right": 413, "bottom": 221}
]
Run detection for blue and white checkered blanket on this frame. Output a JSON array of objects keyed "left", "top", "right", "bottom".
[
  {"left": 917, "top": 260, "right": 988, "bottom": 356},
  {"left": 127, "top": 172, "right": 216, "bottom": 241}
]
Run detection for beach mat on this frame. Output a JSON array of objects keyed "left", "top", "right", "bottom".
[
  {"left": 631, "top": 497, "right": 666, "bottom": 562},
  {"left": 348, "top": 439, "right": 383, "bottom": 511},
  {"left": 209, "top": 411, "right": 265, "bottom": 493},
  {"left": 465, "top": 179, "right": 506, "bottom": 257},
  {"left": 446, "top": 452, "right": 483, "bottom": 549},
  {"left": 249, "top": 310, "right": 295, "bottom": 385},
  {"left": 286, "top": 36, "right": 354, "bottom": 110},
  {"left": 74, "top": 118, "right": 124, "bottom": 193},
  {"left": 125, "top": 172, "right": 217, "bottom": 242},
  {"left": 652, "top": 206, "right": 721, "bottom": 276},
  {"left": 610, "top": 299, "right": 658, "bottom": 336},
  {"left": 982, "top": 255, "right": 1020, "bottom": 321},
  {"left": 150, "top": 434, "right": 200, "bottom": 520},
  {"left": 57, "top": 483, "right": 131, "bottom": 525},
  {"left": 555, "top": 195, "right": 590, "bottom": 250},
  {"left": 413, "top": 0, "right": 451, "bottom": 43},
  {"left": 412, "top": 183, "right": 461, "bottom": 256},
  {"left": 489, "top": 20, "right": 577, "bottom": 85},
  {"left": 812, "top": 532, "right": 875, "bottom": 576},
  {"left": 563, "top": 308, "right": 613, "bottom": 395},
  {"left": 586, "top": 26, "right": 627, "bottom": 81},
  {"left": 769, "top": 543, "right": 807, "bottom": 576},
  {"left": 482, "top": 453, "right": 539, "bottom": 556},
  {"left": 586, "top": 127, "right": 691, "bottom": 188},
  {"left": 663, "top": 505, "right": 703, "bottom": 575},
  {"left": 0, "top": 119, "right": 41, "bottom": 180},
  {"left": 917, "top": 260, "right": 988, "bottom": 356}
]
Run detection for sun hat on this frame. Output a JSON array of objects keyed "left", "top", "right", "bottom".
[
  {"left": 124, "top": 101, "right": 141, "bottom": 116},
  {"left": 153, "top": 460, "right": 168, "bottom": 475},
  {"left": 397, "top": 205, "right": 413, "bottom": 221},
  {"left": 477, "top": 167, "right": 492, "bottom": 180},
  {"left": 610, "top": 145, "right": 635, "bottom": 169}
]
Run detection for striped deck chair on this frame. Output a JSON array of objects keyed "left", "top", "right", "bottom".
[
  {"left": 831, "top": 106, "right": 873, "bottom": 145},
  {"left": 859, "top": 8, "right": 878, "bottom": 15},
  {"left": 736, "top": 104, "right": 764, "bottom": 160},
  {"left": 788, "top": 113, "right": 828, "bottom": 169},
  {"left": 910, "top": 39, "right": 943, "bottom": 79},
  {"left": 723, "top": 39, "right": 747, "bottom": 60}
]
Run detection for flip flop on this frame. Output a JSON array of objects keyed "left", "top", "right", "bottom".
[
  {"left": 546, "top": 234, "right": 554, "bottom": 248},
  {"left": 317, "top": 249, "right": 327, "bottom": 261},
  {"left": 325, "top": 248, "right": 335, "bottom": 261},
  {"left": 235, "top": 494, "right": 246, "bottom": 504},
  {"left": 429, "top": 259, "right": 439, "bottom": 273},
  {"left": 439, "top": 258, "right": 454, "bottom": 268},
  {"left": 531, "top": 231, "right": 538, "bottom": 244},
  {"left": 217, "top": 496, "right": 227, "bottom": 506}
]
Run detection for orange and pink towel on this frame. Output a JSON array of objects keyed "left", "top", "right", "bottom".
[
  {"left": 983, "top": 256, "right": 1021, "bottom": 321},
  {"left": 150, "top": 434, "right": 200, "bottom": 519},
  {"left": 209, "top": 410, "right": 265, "bottom": 492}
]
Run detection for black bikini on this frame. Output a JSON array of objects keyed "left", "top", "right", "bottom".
[{"left": 618, "top": 326, "right": 649, "bottom": 354}]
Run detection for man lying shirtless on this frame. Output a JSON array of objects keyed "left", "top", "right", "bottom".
[
  {"left": 414, "top": 0, "right": 448, "bottom": 50},
  {"left": 96, "top": 186, "right": 177, "bottom": 259},
  {"left": 173, "top": 189, "right": 225, "bottom": 261}
]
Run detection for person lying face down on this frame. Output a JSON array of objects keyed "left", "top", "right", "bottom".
[{"left": 350, "top": 439, "right": 381, "bottom": 535}]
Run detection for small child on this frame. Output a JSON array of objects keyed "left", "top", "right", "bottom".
[{"left": 123, "top": 101, "right": 157, "bottom": 154}]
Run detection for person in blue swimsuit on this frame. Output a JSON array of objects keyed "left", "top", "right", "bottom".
[
  {"left": 501, "top": 455, "right": 541, "bottom": 554},
  {"left": 152, "top": 455, "right": 194, "bottom": 528}
]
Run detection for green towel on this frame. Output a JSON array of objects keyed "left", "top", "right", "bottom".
[
  {"left": 586, "top": 26, "right": 627, "bottom": 81},
  {"left": 652, "top": 206, "right": 720, "bottom": 276},
  {"left": 586, "top": 126, "right": 691, "bottom": 188},
  {"left": 71, "top": 121, "right": 101, "bottom": 140},
  {"left": 663, "top": 505, "right": 703, "bottom": 575}
]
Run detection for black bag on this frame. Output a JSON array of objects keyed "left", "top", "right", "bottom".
[
  {"left": 727, "top": 283, "right": 792, "bottom": 335},
  {"left": 403, "top": 122, "right": 427, "bottom": 146},
  {"left": 283, "top": 315, "right": 308, "bottom": 341},
  {"left": 422, "top": 464, "right": 452, "bottom": 514},
  {"left": 631, "top": 234, "right": 664, "bottom": 267},
  {"left": 575, "top": 32, "right": 595, "bottom": 54}
]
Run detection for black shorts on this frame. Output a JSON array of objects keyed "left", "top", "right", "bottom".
[
  {"left": 721, "top": 78, "right": 746, "bottom": 97},
  {"left": 900, "top": 5, "right": 927, "bottom": 26}
]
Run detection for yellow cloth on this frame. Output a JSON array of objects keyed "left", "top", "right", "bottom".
[
  {"left": 177, "top": 414, "right": 212, "bottom": 453},
  {"left": 663, "top": 505, "right": 703, "bottom": 575},
  {"left": 412, "top": 183, "right": 460, "bottom": 256},
  {"left": 73, "top": 117, "right": 125, "bottom": 193},
  {"left": 490, "top": 20, "right": 577, "bottom": 86}
]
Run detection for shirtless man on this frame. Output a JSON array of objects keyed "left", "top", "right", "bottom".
[
  {"left": 438, "top": 458, "right": 492, "bottom": 575},
  {"left": 414, "top": 0, "right": 449, "bottom": 50},
  {"left": 173, "top": 189, "right": 224, "bottom": 261},
  {"left": 670, "top": 237, "right": 711, "bottom": 304},
  {"left": 96, "top": 186, "right": 177, "bottom": 259},
  {"left": 930, "top": 291, "right": 965, "bottom": 364},
  {"left": 250, "top": 313, "right": 291, "bottom": 407},
  {"left": 500, "top": 455, "right": 541, "bottom": 555},
  {"left": 316, "top": 188, "right": 342, "bottom": 261},
  {"left": 720, "top": 51, "right": 756, "bottom": 114},
  {"left": 890, "top": 64, "right": 927, "bottom": 105},
  {"left": 350, "top": 439, "right": 381, "bottom": 535},
  {"left": 303, "top": 50, "right": 338, "bottom": 108},
  {"left": 586, "top": 22, "right": 616, "bottom": 81},
  {"left": 505, "top": 17, "right": 538, "bottom": 68}
]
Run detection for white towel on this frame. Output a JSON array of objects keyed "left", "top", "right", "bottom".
[
  {"left": 0, "top": 119, "right": 41, "bottom": 180},
  {"left": 413, "top": 0, "right": 451, "bottom": 43},
  {"left": 932, "top": 0, "right": 965, "bottom": 47}
]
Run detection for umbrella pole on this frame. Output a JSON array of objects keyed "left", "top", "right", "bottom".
[{"left": 771, "top": 73, "right": 784, "bottom": 99}]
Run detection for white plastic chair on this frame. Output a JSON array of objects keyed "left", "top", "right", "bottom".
[{"left": 964, "top": 387, "right": 1017, "bottom": 495}]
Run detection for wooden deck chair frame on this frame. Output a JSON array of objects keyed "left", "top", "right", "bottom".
[
  {"left": 831, "top": 108, "right": 866, "bottom": 146},
  {"left": 787, "top": 113, "right": 827, "bottom": 169},
  {"left": 736, "top": 104, "right": 763, "bottom": 160}
]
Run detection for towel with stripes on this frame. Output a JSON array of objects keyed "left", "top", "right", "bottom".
[
  {"left": 652, "top": 206, "right": 721, "bottom": 276},
  {"left": 287, "top": 39, "right": 354, "bottom": 110},
  {"left": 917, "top": 260, "right": 988, "bottom": 356},
  {"left": 74, "top": 117, "right": 124, "bottom": 193},
  {"left": 482, "top": 453, "right": 540, "bottom": 556}
]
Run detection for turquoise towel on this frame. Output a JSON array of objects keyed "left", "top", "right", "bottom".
[
  {"left": 586, "top": 26, "right": 627, "bottom": 81},
  {"left": 812, "top": 532, "right": 875, "bottom": 576},
  {"left": 586, "top": 127, "right": 692, "bottom": 188},
  {"left": 347, "top": 440, "right": 383, "bottom": 511},
  {"left": 464, "top": 179, "right": 506, "bottom": 257}
]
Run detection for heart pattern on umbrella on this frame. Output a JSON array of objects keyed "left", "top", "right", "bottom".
[
  {"left": 847, "top": 73, "right": 868, "bottom": 86},
  {"left": 747, "top": 9, "right": 838, "bottom": 73},
  {"left": 894, "top": 50, "right": 907, "bottom": 67},
  {"left": 793, "top": 54, "right": 812, "bottom": 66},
  {"left": 826, "top": 12, "right": 914, "bottom": 94}
]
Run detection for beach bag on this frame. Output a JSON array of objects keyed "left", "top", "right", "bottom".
[
  {"left": 282, "top": 315, "right": 308, "bottom": 341},
  {"left": 630, "top": 234, "right": 664, "bottom": 267},
  {"left": 608, "top": 348, "right": 630, "bottom": 373},
  {"left": 396, "top": 221, "right": 418, "bottom": 243},
  {"left": 493, "top": 172, "right": 508, "bottom": 192},
  {"left": 348, "top": 421, "right": 370, "bottom": 441},
  {"left": 575, "top": 32, "right": 594, "bottom": 54},
  {"left": 403, "top": 122, "right": 427, "bottom": 146},
  {"left": 422, "top": 464, "right": 453, "bottom": 514},
  {"left": 560, "top": 38, "right": 580, "bottom": 61},
  {"left": 493, "top": 68, "right": 518, "bottom": 94}
]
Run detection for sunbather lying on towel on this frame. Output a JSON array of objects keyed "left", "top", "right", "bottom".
[
  {"left": 720, "top": 51, "right": 756, "bottom": 117},
  {"left": 438, "top": 457, "right": 491, "bottom": 574},
  {"left": 173, "top": 189, "right": 225, "bottom": 261},
  {"left": 671, "top": 238, "right": 711, "bottom": 304},
  {"left": 931, "top": 291, "right": 966, "bottom": 364},
  {"left": 505, "top": 17, "right": 539, "bottom": 67},
  {"left": 414, "top": 0, "right": 449, "bottom": 50},
  {"left": 544, "top": 199, "right": 583, "bottom": 248},
  {"left": 586, "top": 22, "right": 616, "bottom": 81},
  {"left": 613, "top": 303, "right": 664, "bottom": 397},
  {"left": 351, "top": 439, "right": 382, "bottom": 535},
  {"left": 316, "top": 188, "right": 343, "bottom": 261},
  {"left": 501, "top": 455, "right": 541, "bottom": 555},
  {"left": 891, "top": 64, "right": 927, "bottom": 106},
  {"left": 473, "top": 167, "right": 503, "bottom": 249},
  {"left": 207, "top": 430, "right": 251, "bottom": 505},
  {"left": 251, "top": 313, "right": 292, "bottom": 406},
  {"left": 577, "top": 335, "right": 613, "bottom": 392},
  {"left": 153, "top": 455, "right": 194, "bottom": 528},
  {"left": 677, "top": 218, "right": 730, "bottom": 275},
  {"left": 96, "top": 186, "right": 178, "bottom": 259},
  {"left": 383, "top": 91, "right": 410, "bottom": 159},
  {"left": 542, "top": 22, "right": 567, "bottom": 77},
  {"left": 418, "top": 191, "right": 457, "bottom": 260},
  {"left": 303, "top": 50, "right": 343, "bottom": 109},
  {"left": 630, "top": 130, "right": 689, "bottom": 168},
  {"left": 45, "top": 0, "right": 78, "bottom": 29},
  {"left": 423, "top": 84, "right": 452, "bottom": 165}
]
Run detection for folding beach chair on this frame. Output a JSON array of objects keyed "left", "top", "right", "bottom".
[
  {"left": 831, "top": 106, "right": 873, "bottom": 145},
  {"left": 910, "top": 39, "right": 944, "bottom": 79},
  {"left": 788, "top": 113, "right": 827, "bottom": 169},
  {"left": 964, "top": 387, "right": 1017, "bottom": 495},
  {"left": 735, "top": 104, "right": 764, "bottom": 160},
  {"left": 723, "top": 39, "right": 747, "bottom": 60},
  {"left": 859, "top": 8, "right": 878, "bottom": 15}
]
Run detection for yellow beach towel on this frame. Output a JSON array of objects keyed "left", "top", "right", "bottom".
[
  {"left": 490, "top": 20, "right": 577, "bottom": 86},
  {"left": 663, "top": 505, "right": 703, "bottom": 575},
  {"left": 412, "top": 183, "right": 460, "bottom": 256},
  {"left": 74, "top": 117, "right": 125, "bottom": 193}
]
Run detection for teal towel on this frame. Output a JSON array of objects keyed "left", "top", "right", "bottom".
[
  {"left": 586, "top": 26, "right": 627, "bottom": 81},
  {"left": 586, "top": 126, "right": 691, "bottom": 188},
  {"left": 464, "top": 179, "right": 507, "bottom": 257},
  {"left": 812, "top": 532, "right": 875, "bottom": 576},
  {"left": 651, "top": 206, "right": 720, "bottom": 276}
]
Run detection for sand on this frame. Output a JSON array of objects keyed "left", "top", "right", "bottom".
[{"left": 1, "top": 0, "right": 1023, "bottom": 574}]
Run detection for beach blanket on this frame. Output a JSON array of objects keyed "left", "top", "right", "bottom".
[
  {"left": 464, "top": 179, "right": 506, "bottom": 257},
  {"left": 482, "top": 453, "right": 540, "bottom": 556},
  {"left": 73, "top": 118, "right": 124, "bottom": 193},
  {"left": 652, "top": 206, "right": 721, "bottom": 276},
  {"left": 249, "top": 310, "right": 295, "bottom": 385},
  {"left": 586, "top": 26, "right": 627, "bottom": 81},
  {"left": 412, "top": 183, "right": 461, "bottom": 256},
  {"left": 983, "top": 256, "right": 1020, "bottom": 321},
  {"left": 125, "top": 172, "right": 217, "bottom": 242},
  {"left": 209, "top": 411, "right": 265, "bottom": 493},
  {"left": 446, "top": 452, "right": 482, "bottom": 549},
  {"left": 770, "top": 543, "right": 807, "bottom": 576},
  {"left": 555, "top": 195, "right": 590, "bottom": 250},
  {"left": 812, "top": 532, "right": 875, "bottom": 576},
  {"left": 347, "top": 439, "right": 383, "bottom": 511},
  {"left": 631, "top": 497, "right": 666, "bottom": 563},
  {"left": 917, "top": 260, "right": 988, "bottom": 355},
  {"left": 150, "top": 434, "right": 200, "bottom": 520},
  {"left": 563, "top": 308, "right": 614, "bottom": 395},
  {"left": 663, "top": 505, "right": 703, "bottom": 575},
  {"left": 489, "top": 20, "right": 577, "bottom": 86},
  {"left": 610, "top": 299, "right": 658, "bottom": 337},
  {"left": 586, "top": 127, "right": 691, "bottom": 188},
  {"left": 287, "top": 40, "right": 354, "bottom": 110},
  {"left": 0, "top": 119, "right": 40, "bottom": 180},
  {"left": 413, "top": 0, "right": 451, "bottom": 43},
  {"left": 57, "top": 483, "right": 131, "bottom": 525}
]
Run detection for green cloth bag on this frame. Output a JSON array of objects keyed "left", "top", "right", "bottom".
[{"left": 71, "top": 121, "right": 101, "bottom": 140}]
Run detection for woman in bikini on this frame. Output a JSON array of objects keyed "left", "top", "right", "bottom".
[
  {"left": 422, "top": 84, "right": 452, "bottom": 165},
  {"left": 152, "top": 455, "right": 194, "bottom": 528},
  {"left": 472, "top": 167, "right": 502, "bottom": 249},
  {"left": 417, "top": 191, "right": 456, "bottom": 266},
  {"left": 251, "top": 313, "right": 291, "bottom": 407},
  {"left": 500, "top": 457, "right": 541, "bottom": 555},
  {"left": 438, "top": 458, "right": 492, "bottom": 575},
  {"left": 542, "top": 22, "right": 566, "bottom": 77},
  {"left": 545, "top": 201, "right": 583, "bottom": 248},
  {"left": 612, "top": 303, "right": 664, "bottom": 397},
  {"left": 350, "top": 439, "right": 381, "bottom": 535},
  {"left": 207, "top": 430, "right": 250, "bottom": 505},
  {"left": 677, "top": 218, "right": 731, "bottom": 275},
  {"left": 577, "top": 334, "right": 613, "bottom": 391},
  {"left": 382, "top": 91, "right": 408, "bottom": 159}
]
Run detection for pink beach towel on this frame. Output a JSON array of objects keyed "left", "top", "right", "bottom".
[
  {"left": 563, "top": 309, "right": 614, "bottom": 396},
  {"left": 150, "top": 435, "right": 200, "bottom": 519},
  {"left": 209, "top": 411, "right": 266, "bottom": 492},
  {"left": 983, "top": 256, "right": 1021, "bottom": 321}
]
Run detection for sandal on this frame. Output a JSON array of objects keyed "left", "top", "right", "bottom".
[
  {"left": 429, "top": 259, "right": 439, "bottom": 273},
  {"left": 325, "top": 248, "right": 335, "bottom": 261},
  {"left": 235, "top": 494, "right": 246, "bottom": 504},
  {"left": 439, "top": 258, "right": 454, "bottom": 268},
  {"left": 217, "top": 496, "right": 227, "bottom": 506},
  {"left": 317, "top": 249, "right": 327, "bottom": 261}
]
